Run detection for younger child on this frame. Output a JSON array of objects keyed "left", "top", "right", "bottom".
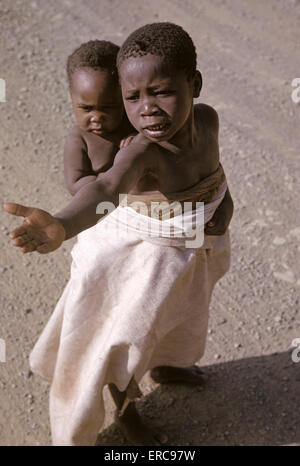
[
  {"left": 4, "top": 23, "right": 233, "bottom": 446},
  {"left": 63, "top": 40, "right": 134, "bottom": 195}
]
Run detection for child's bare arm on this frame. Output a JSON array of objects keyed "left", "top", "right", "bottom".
[
  {"left": 205, "top": 187, "right": 234, "bottom": 235},
  {"left": 4, "top": 136, "right": 154, "bottom": 252},
  {"left": 64, "top": 130, "right": 96, "bottom": 196},
  {"left": 56, "top": 138, "right": 153, "bottom": 239},
  {"left": 197, "top": 104, "right": 234, "bottom": 235}
]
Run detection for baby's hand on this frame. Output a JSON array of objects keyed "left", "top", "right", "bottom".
[
  {"left": 120, "top": 135, "right": 136, "bottom": 149},
  {"left": 3, "top": 203, "right": 65, "bottom": 253},
  {"left": 120, "top": 133, "right": 150, "bottom": 149},
  {"left": 204, "top": 188, "right": 234, "bottom": 236}
]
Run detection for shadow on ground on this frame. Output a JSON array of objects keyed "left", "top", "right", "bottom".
[{"left": 96, "top": 351, "right": 300, "bottom": 446}]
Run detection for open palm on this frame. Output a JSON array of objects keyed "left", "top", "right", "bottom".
[{"left": 3, "top": 203, "right": 66, "bottom": 254}]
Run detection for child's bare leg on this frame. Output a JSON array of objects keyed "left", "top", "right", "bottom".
[
  {"left": 150, "top": 365, "right": 208, "bottom": 385},
  {"left": 108, "top": 382, "right": 167, "bottom": 446}
]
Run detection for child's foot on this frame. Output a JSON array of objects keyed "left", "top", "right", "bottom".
[
  {"left": 150, "top": 365, "right": 208, "bottom": 385},
  {"left": 115, "top": 402, "right": 168, "bottom": 446}
]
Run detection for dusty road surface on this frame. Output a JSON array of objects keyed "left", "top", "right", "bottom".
[{"left": 0, "top": 0, "right": 299, "bottom": 446}]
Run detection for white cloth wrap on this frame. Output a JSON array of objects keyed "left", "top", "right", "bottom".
[{"left": 102, "top": 180, "right": 227, "bottom": 246}]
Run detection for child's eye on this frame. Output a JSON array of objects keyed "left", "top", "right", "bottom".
[
  {"left": 125, "top": 95, "right": 139, "bottom": 101},
  {"left": 80, "top": 106, "right": 93, "bottom": 112},
  {"left": 156, "top": 90, "right": 175, "bottom": 96}
]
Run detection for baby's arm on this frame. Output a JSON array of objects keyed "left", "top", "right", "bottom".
[{"left": 64, "top": 130, "right": 96, "bottom": 196}]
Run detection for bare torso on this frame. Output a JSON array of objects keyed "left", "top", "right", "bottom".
[{"left": 126, "top": 104, "right": 220, "bottom": 195}]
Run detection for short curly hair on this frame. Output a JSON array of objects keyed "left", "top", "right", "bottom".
[
  {"left": 117, "top": 23, "right": 197, "bottom": 80},
  {"left": 67, "top": 40, "right": 120, "bottom": 84}
]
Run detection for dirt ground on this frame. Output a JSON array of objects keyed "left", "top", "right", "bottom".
[{"left": 0, "top": 0, "right": 299, "bottom": 446}]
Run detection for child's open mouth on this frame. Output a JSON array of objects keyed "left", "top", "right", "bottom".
[
  {"left": 90, "top": 128, "right": 105, "bottom": 135},
  {"left": 143, "top": 122, "right": 171, "bottom": 138}
]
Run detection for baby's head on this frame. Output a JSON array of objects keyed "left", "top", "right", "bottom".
[
  {"left": 67, "top": 40, "right": 124, "bottom": 136},
  {"left": 117, "top": 23, "right": 202, "bottom": 145}
]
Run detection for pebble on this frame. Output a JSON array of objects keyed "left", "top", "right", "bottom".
[
  {"left": 214, "top": 354, "right": 221, "bottom": 359},
  {"left": 218, "top": 318, "right": 227, "bottom": 325},
  {"left": 273, "top": 270, "right": 295, "bottom": 283},
  {"left": 273, "top": 236, "right": 286, "bottom": 245},
  {"left": 22, "top": 370, "right": 33, "bottom": 380}
]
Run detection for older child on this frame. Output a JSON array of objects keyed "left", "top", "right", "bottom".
[{"left": 4, "top": 23, "right": 233, "bottom": 446}]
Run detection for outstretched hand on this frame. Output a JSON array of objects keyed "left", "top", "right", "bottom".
[{"left": 3, "top": 203, "right": 66, "bottom": 254}]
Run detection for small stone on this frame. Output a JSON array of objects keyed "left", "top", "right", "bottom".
[
  {"left": 273, "top": 237, "right": 286, "bottom": 245},
  {"left": 218, "top": 318, "right": 227, "bottom": 325},
  {"left": 23, "top": 370, "right": 33, "bottom": 380},
  {"left": 273, "top": 270, "right": 295, "bottom": 283},
  {"left": 214, "top": 354, "right": 221, "bottom": 359}
]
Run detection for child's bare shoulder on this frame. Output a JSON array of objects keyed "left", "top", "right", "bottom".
[
  {"left": 65, "top": 125, "right": 116, "bottom": 156},
  {"left": 65, "top": 125, "right": 87, "bottom": 148},
  {"left": 194, "top": 103, "right": 219, "bottom": 134}
]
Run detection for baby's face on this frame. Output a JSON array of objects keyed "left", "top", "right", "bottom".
[
  {"left": 70, "top": 68, "right": 124, "bottom": 136},
  {"left": 119, "top": 54, "right": 201, "bottom": 146}
]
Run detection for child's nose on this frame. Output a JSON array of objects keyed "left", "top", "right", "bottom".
[
  {"left": 141, "top": 98, "right": 160, "bottom": 116},
  {"left": 91, "top": 112, "right": 105, "bottom": 123}
]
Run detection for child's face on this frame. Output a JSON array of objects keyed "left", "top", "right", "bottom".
[
  {"left": 70, "top": 68, "right": 124, "bottom": 136},
  {"left": 119, "top": 54, "right": 201, "bottom": 146}
]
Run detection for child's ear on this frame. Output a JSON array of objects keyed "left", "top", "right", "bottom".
[{"left": 193, "top": 71, "right": 202, "bottom": 98}]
